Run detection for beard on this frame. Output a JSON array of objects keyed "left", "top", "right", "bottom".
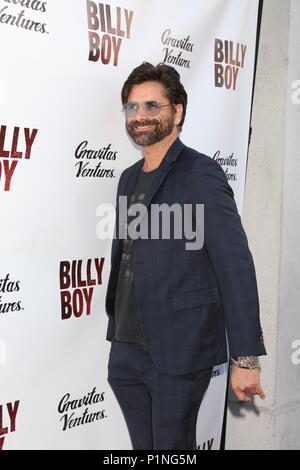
[{"left": 126, "top": 113, "right": 175, "bottom": 147}]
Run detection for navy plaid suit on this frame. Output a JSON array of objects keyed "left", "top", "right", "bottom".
[
  {"left": 105, "top": 137, "right": 266, "bottom": 449},
  {"left": 105, "top": 137, "right": 266, "bottom": 374},
  {"left": 105, "top": 138, "right": 265, "bottom": 450}
]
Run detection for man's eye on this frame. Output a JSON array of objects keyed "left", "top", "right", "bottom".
[
  {"left": 127, "top": 103, "right": 137, "bottom": 110},
  {"left": 146, "top": 102, "right": 159, "bottom": 111}
]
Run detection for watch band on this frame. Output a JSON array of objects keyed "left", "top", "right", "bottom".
[{"left": 231, "top": 356, "right": 261, "bottom": 370}]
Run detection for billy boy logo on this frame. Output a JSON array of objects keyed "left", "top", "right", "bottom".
[
  {"left": 0, "top": 401, "right": 20, "bottom": 450},
  {"left": 0, "top": 124, "right": 38, "bottom": 191},
  {"left": 59, "top": 258, "right": 105, "bottom": 320},
  {"left": 86, "top": 1, "right": 134, "bottom": 66},
  {"left": 214, "top": 39, "right": 247, "bottom": 90}
]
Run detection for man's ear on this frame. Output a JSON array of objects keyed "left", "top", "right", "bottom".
[{"left": 174, "top": 103, "right": 183, "bottom": 126}]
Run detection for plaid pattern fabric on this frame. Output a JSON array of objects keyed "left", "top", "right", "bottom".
[{"left": 107, "top": 340, "right": 213, "bottom": 450}]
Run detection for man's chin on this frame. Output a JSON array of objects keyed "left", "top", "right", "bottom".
[{"left": 130, "top": 132, "right": 159, "bottom": 147}]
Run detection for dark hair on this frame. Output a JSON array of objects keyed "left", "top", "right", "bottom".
[{"left": 121, "top": 62, "right": 188, "bottom": 132}]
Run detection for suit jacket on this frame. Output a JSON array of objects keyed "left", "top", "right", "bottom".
[{"left": 105, "top": 137, "right": 266, "bottom": 375}]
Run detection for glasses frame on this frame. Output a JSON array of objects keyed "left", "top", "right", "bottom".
[{"left": 122, "top": 100, "right": 174, "bottom": 117}]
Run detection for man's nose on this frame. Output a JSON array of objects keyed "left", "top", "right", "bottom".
[{"left": 134, "top": 104, "right": 148, "bottom": 119}]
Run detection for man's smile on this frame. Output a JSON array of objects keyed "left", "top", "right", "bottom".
[{"left": 134, "top": 125, "right": 154, "bottom": 131}]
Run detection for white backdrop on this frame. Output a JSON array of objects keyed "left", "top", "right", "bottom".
[{"left": 0, "top": 0, "right": 259, "bottom": 450}]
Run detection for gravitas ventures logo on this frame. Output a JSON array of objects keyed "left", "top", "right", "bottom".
[
  {"left": 86, "top": 1, "right": 134, "bottom": 66},
  {"left": 58, "top": 387, "right": 106, "bottom": 431},
  {"left": 0, "top": 0, "right": 49, "bottom": 35}
]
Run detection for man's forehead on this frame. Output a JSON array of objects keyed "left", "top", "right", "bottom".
[{"left": 128, "top": 81, "right": 167, "bottom": 101}]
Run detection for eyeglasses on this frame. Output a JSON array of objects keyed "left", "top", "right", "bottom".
[{"left": 122, "top": 101, "right": 173, "bottom": 117}]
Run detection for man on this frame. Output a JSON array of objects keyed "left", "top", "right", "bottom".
[{"left": 105, "top": 62, "right": 266, "bottom": 450}]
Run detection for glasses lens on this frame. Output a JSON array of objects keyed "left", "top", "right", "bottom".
[
  {"left": 124, "top": 103, "right": 138, "bottom": 116},
  {"left": 144, "top": 102, "right": 161, "bottom": 116}
]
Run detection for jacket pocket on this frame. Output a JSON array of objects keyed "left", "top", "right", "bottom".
[{"left": 172, "top": 286, "right": 220, "bottom": 310}]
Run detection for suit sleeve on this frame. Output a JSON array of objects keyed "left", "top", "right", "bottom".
[{"left": 192, "top": 160, "right": 266, "bottom": 357}]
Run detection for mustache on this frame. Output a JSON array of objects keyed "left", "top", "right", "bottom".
[{"left": 128, "top": 119, "right": 159, "bottom": 128}]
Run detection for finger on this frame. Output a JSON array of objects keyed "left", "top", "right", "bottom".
[
  {"left": 254, "top": 385, "right": 266, "bottom": 400},
  {"left": 234, "top": 389, "right": 251, "bottom": 403}
]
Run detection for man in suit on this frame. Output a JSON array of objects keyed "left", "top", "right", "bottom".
[{"left": 105, "top": 62, "right": 266, "bottom": 450}]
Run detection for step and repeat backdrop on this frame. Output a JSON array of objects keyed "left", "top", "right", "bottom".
[{"left": 0, "top": 0, "right": 259, "bottom": 450}]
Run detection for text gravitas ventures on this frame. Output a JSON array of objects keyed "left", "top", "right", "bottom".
[
  {"left": 74, "top": 142, "right": 116, "bottom": 178},
  {"left": 58, "top": 387, "right": 107, "bottom": 431},
  {"left": 0, "top": 0, "right": 48, "bottom": 34}
]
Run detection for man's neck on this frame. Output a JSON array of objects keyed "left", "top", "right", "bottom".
[{"left": 142, "top": 130, "right": 178, "bottom": 172}]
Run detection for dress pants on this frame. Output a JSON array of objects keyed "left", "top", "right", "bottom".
[{"left": 107, "top": 339, "right": 213, "bottom": 450}]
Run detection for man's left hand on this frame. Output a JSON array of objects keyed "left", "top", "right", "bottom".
[{"left": 230, "top": 366, "right": 266, "bottom": 403}]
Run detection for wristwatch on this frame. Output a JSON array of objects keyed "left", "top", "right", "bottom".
[{"left": 231, "top": 356, "right": 261, "bottom": 370}]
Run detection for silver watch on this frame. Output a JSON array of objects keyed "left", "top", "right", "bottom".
[{"left": 231, "top": 356, "right": 261, "bottom": 370}]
